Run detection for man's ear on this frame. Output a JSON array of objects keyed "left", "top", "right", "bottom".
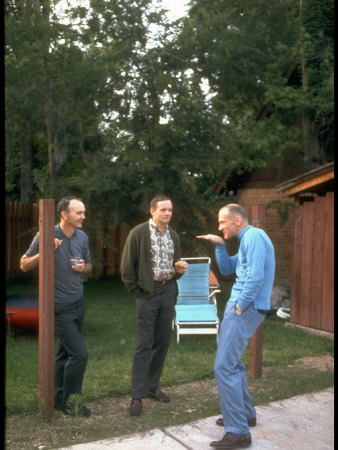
[
  {"left": 60, "top": 210, "right": 68, "bottom": 221},
  {"left": 234, "top": 215, "right": 242, "bottom": 226}
]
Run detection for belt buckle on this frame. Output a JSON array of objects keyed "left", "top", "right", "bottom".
[{"left": 162, "top": 280, "right": 167, "bottom": 285}]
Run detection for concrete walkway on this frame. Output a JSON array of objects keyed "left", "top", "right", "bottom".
[{"left": 58, "top": 387, "right": 333, "bottom": 449}]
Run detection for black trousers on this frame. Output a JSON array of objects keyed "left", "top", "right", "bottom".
[
  {"left": 54, "top": 296, "right": 88, "bottom": 407},
  {"left": 131, "top": 281, "right": 177, "bottom": 399}
]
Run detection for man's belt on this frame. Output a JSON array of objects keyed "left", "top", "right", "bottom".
[
  {"left": 257, "top": 309, "right": 269, "bottom": 315},
  {"left": 154, "top": 278, "right": 174, "bottom": 285}
]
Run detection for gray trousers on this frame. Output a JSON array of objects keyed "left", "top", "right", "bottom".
[
  {"left": 54, "top": 296, "right": 88, "bottom": 407},
  {"left": 131, "top": 281, "right": 177, "bottom": 399}
]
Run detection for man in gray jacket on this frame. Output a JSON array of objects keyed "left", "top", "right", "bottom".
[{"left": 121, "top": 195, "right": 187, "bottom": 416}]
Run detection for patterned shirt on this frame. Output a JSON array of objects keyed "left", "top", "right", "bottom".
[{"left": 149, "top": 219, "right": 176, "bottom": 281}]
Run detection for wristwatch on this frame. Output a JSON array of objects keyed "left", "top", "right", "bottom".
[{"left": 235, "top": 303, "right": 243, "bottom": 315}]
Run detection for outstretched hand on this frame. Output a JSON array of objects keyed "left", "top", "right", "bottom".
[{"left": 196, "top": 234, "right": 224, "bottom": 245}]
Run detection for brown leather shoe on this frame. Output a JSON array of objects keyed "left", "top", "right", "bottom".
[
  {"left": 210, "top": 432, "right": 252, "bottom": 448},
  {"left": 147, "top": 388, "right": 170, "bottom": 403},
  {"left": 129, "top": 398, "right": 142, "bottom": 416},
  {"left": 216, "top": 417, "right": 256, "bottom": 427}
]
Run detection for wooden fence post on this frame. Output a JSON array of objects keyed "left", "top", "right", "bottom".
[
  {"left": 38, "top": 199, "right": 55, "bottom": 420},
  {"left": 248, "top": 205, "right": 265, "bottom": 378}
]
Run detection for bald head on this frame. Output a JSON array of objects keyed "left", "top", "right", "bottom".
[{"left": 218, "top": 204, "right": 249, "bottom": 240}]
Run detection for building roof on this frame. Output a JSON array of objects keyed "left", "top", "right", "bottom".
[{"left": 276, "top": 162, "right": 334, "bottom": 198}]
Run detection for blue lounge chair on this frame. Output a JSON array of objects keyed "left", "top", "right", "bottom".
[{"left": 175, "top": 257, "right": 220, "bottom": 343}]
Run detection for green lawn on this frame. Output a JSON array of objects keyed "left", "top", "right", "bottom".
[{"left": 5, "top": 276, "right": 334, "bottom": 415}]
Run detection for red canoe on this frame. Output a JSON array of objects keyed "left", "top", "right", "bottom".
[{"left": 5, "top": 293, "right": 39, "bottom": 330}]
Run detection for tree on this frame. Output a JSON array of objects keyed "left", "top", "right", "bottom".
[
  {"left": 6, "top": 0, "right": 333, "bottom": 249},
  {"left": 5, "top": 0, "right": 155, "bottom": 203},
  {"left": 166, "top": 0, "right": 305, "bottom": 190},
  {"left": 301, "top": 0, "right": 334, "bottom": 163},
  {"left": 5, "top": 0, "right": 50, "bottom": 201}
]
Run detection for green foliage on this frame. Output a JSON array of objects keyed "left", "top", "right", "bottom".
[
  {"left": 65, "top": 394, "right": 86, "bottom": 418},
  {"left": 266, "top": 200, "right": 295, "bottom": 226},
  {"left": 5, "top": 0, "right": 333, "bottom": 238},
  {"left": 302, "top": 0, "right": 334, "bottom": 159},
  {"left": 172, "top": 0, "right": 303, "bottom": 177}
]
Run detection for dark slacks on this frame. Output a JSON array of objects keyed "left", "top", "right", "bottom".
[
  {"left": 54, "top": 296, "right": 88, "bottom": 407},
  {"left": 131, "top": 281, "right": 177, "bottom": 399}
]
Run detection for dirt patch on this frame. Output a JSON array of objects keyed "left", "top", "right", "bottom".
[
  {"left": 5, "top": 356, "right": 333, "bottom": 450},
  {"left": 289, "top": 355, "right": 334, "bottom": 371}
]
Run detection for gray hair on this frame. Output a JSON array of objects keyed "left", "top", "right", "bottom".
[{"left": 221, "top": 204, "right": 248, "bottom": 221}]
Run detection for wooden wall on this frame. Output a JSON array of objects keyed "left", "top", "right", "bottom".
[
  {"left": 6, "top": 196, "right": 296, "bottom": 283},
  {"left": 237, "top": 187, "right": 296, "bottom": 283},
  {"left": 5, "top": 201, "right": 131, "bottom": 278},
  {"left": 290, "top": 192, "right": 334, "bottom": 332},
  {"left": 6, "top": 202, "right": 39, "bottom": 277}
]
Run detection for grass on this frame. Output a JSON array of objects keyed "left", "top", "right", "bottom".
[{"left": 5, "top": 276, "right": 334, "bottom": 449}]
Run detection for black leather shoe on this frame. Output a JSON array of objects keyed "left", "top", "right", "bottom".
[
  {"left": 78, "top": 405, "right": 91, "bottom": 417},
  {"left": 147, "top": 388, "right": 171, "bottom": 403},
  {"left": 210, "top": 432, "right": 252, "bottom": 448},
  {"left": 130, "top": 398, "right": 142, "bottom": 416},
  {"left": 216, "top": 417, "right": 256, "bottom": 427}
]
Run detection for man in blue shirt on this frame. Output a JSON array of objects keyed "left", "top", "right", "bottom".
[
  {"left": 197, "top": 203, "right": 275, "bottom": 449},
  {"left": 20, "top": 196, "right": 93, "bottom": 417}
]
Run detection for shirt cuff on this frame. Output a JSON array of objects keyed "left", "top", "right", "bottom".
[{"left": 236, "top": 299, "right": 251, "bottom": 310}]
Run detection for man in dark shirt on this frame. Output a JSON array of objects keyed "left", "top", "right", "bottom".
[
  {"left": 20, "top": 196, "right": 93, "bottom": 417},
  {"left": 120, "top": 195, "right": 187, "bottom": 416}
]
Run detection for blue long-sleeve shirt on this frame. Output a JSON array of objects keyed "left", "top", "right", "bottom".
[{"left": 215, "top": 225, "right": 275, "bottom": 310}]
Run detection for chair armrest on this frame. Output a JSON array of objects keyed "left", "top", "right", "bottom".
[
  {"left": 209, "top": 289, "right": 221, "bottom": 305},
  {"left": 209, "top": 289, "right": 221, "bottom": 297}
]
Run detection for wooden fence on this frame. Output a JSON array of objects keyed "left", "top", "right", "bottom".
[
  {"left": 6, "top": 202, "right": 39, "bottom": 277},
  {"left": 290, "top": 192, "right": 334, "bottom": 332},
  {"left": 5, "top": 202, "right": 131, "bottom": 278},
  {"left": 90, "top": 222, "right": 131, "bottom": 277}
]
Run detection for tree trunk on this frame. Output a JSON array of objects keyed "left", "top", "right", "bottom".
[{"left": 20, "top": 122, "right": 33, "bottom": 202}]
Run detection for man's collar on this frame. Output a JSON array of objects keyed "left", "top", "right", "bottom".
[
  {"left": 149, "top": 218, "right": 168, "bottom": 232},
  {"left": 58, "top": 223, "right": 76, "bottom": 239},
  {"left": 238, "top": 225, "right": 252, "bottom": 239}
]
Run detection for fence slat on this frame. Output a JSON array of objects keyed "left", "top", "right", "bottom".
[
  {"left": 321, "top": 192, "right": 334, "bottom": 332},
  {"left": 290, "top": 205, "right": 303, "bottom": 324},
  {"left": 6, "top": 202, "right": 12, "bottom": 277},
  {"left": 106, "top": 226, "right": 117, "bottom": 276},
  {"left": 6, "top": 201, "right": 39, "bottom": 275},
  {"left": 16, "top": 203, "right": 24, "bottom": 269},
  {"left": 309, "top": 197, "right": 325, "bottom": 329},
  {"left": 298, "top": 202, "right": 314, "bottom": 327},
  {"left": 118, "top": 223, "right": 131, "bottom": 267}
]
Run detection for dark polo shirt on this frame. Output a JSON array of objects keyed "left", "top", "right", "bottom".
[{"left": 25, "top": 224, "right": 91, "bottom": 304}]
